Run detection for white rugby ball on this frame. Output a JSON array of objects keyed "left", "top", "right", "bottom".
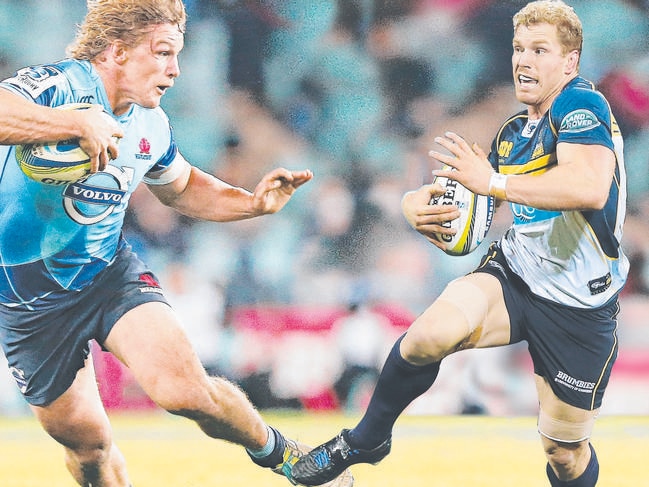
[
  {"left": 15, "top": 103, "right": 97, "bottom": 185},
  {"left": 430, "top": 165, "right": 495, "bottom": 256}
]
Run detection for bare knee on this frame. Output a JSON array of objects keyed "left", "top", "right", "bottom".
[
  {"left": 544, "top": 440, "right": 578, "bottom": 467},
  {"left": 543, "top": 439, "right": 591, "bottom": 479},
  {"left": 401, "top": 331, "right": 447, "bottom": 364},
  {"left": 50, "top": 421, "right": 112, "bottom": 455},
  {"left": 400, "top": 281, "right": 495, "bottom": 365},
  {"left": 401, "top": 319, "right": 469, "bottom": 365},
  {"left": 64, "top": 439, "right": 113, "bottom": 474},
  {"left": 60, "top": 433, "right": 128, "bottom": 486},
  {"left": 45, "top": 420, "right": 116, "bottom": 479}
]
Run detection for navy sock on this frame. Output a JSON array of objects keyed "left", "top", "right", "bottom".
[
  {"left": 349, "top": 334, "right": 441, "bottom": 450},
  {"left": 546, "top": 443, "right": 599, "bottom": 486}
]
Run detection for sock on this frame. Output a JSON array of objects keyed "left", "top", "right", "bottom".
[
  {"left": 348, "top": 334, "right": 441, "bottom": 450},
  {"left": 546, "top": 443, "right": 599, "bottom": 487},
  {"left": 246, "top": 425, "right": 284, "bottom": 468}
]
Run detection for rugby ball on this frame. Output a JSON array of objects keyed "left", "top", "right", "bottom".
[
  {"left": 430, "top": 165, "right": 495, "bottom": 256},
  {"left": 15, "top": 103, "right": 96, "bottom": 185}
]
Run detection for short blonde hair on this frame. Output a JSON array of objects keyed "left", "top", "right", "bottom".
[
  {"left": 513, "top": 0, "right": 583, "bottom": 55},
  {"left": 67, "top": 0, "right": 187, "bottom": 60}
]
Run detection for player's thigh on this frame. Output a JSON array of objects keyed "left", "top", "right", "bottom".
[
  {"left": 31, "top": 356, "right": 112, "bottom": 449},
  {"left": 402, "top": 272, "right": 510, "bottom": 363},
  {"left": 535, "top": 374, "right": 599, "bottom": 444},
  {"left": 103, "top": 301, "right": 209, "bottom": 410}
]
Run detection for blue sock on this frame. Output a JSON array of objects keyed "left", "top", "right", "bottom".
[
  {"left": 246, "top": 426, "right": 283, "bottom": 468},
  {"left": 546, "top": 443, "right": 599, "bottom": 486},
  {"left": 349, "top": 334, "right": 441, "bottom": 450}
]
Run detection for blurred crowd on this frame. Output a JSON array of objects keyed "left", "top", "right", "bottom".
[{"left": 1, "top": 0, "right": 649, "bottom": 416}]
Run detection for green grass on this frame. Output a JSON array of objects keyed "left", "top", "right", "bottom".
[{"left": 0, "top": 412, "right": 647, "bottom": 486}]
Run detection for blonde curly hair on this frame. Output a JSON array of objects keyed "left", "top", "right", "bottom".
[
  {"left": 67, "top": 0, "right": 187, "bottom": 60},
  {"left": 513, "top": 0, "right": 583, "bottom": 55}
]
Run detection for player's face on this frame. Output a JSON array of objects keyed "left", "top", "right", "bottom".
[
  {"left": 512, "top": 22, "right": 579, "bottom": 118},
  {"left": 114, "top": 24, "right": 184, "bottom": 114}
]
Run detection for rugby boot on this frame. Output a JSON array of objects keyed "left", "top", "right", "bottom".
[
  {"left": 249, "top": 427, "right": 354, "bottom": 486},
  {"left": 291, "top": 429, "right": 391, "bottom": 486}
]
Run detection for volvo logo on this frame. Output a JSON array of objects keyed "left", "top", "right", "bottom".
[{"left": 63, "top": 165, "right": 134, "bottom": 225}]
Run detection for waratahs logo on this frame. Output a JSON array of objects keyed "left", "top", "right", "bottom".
[
  {"left": 136, "top": 138, "right": 152, "bottom": 160},
  {"left": 62, "top": 165, "right": 134, "bottom": 225}
]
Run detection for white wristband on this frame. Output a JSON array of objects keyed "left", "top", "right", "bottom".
[{"left": 488, "top": 172, "right": 508, "bottom": 200}]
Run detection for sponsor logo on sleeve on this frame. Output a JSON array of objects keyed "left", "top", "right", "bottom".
[
  {"left": 560, "top": 109, "right": 601, "bottom": 133},
  {"left": 6, "top": 66, "right": 62, "bottom": 98}
]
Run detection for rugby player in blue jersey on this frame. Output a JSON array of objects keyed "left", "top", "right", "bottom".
[
  {"left": 293, "top": 2, "right": 627, "bottom": 486},
  {"left": 0, "top": 1, "right": 354, "bottom": 486}
]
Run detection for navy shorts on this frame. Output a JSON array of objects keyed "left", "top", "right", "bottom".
[
  {"left": 473, "top": 242, "right": 619, "bottom": 411},
  {"left": 0, "top": 247, "right": 169, "bottom": 406}
]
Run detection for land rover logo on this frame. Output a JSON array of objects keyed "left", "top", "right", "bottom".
[{"left": 560, "top": 109, "right": 600, "bottom": 133}]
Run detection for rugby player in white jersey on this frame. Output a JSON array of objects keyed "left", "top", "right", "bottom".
[
  {"left": 0, "top": 1, "right": 353, "bottom": 486},
  {"left": 293, "top": 2, "right": 627, "bottom": 486}
]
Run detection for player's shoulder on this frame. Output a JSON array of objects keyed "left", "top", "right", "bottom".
[
  {"left": 551, "top": 77, "right": 609, "bottom": 116},
  {"left": 130, "top": 103, "right": 168, "bottom": 119},
  {"left": 129, "top": 105, "right": 172, "bottom": 137},
  {"left": 550, "top": 76, "right": 612, "bottom": 133},
  {"left": 1, "top": 58, "right": 96, "bottom": 104}
]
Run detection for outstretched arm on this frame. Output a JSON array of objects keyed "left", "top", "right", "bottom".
[
  {"left": 149, "top": 162, "right": 313, "bottom": 222},
  {"left": 430, "top": 131, "right": 615, "bottom": 211}
]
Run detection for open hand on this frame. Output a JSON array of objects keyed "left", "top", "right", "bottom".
[
  {"left": 428, "top": 132, "right": 493, "bottom": 196},
  {"left": 252, "top": 168, "right": 314, "bottom": 214}
]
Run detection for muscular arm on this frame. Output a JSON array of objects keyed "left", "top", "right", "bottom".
[
  {"left": 0, "top": 88, "right": 123, "bottom": 171},
  {"left": 0, "top": 88, "right": 86, "bottom": 144},
  {"left": 431, "top": 132, "right": 617, "bottom": 212},
  {"left": 504, "top": 142, "right": 616, "bottom": 211},
  {"left": 148, "top": 162, "right": 313, "bottom": 222}
]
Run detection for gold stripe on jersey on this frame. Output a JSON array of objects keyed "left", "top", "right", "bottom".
[{"left": 499, "top": 153, "right": 557, "bottom": 176}]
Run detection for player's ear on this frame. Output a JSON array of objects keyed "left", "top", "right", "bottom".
[
  {"left": 110, "top": 41, "right": 129, "bottom": 64},
  {"left": 565, "top": 50, "right": 579, "bottom": 74}
]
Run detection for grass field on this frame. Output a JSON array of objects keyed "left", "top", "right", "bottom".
[{"left": 1, "top": 411, "right": 648, "bottom": 486}]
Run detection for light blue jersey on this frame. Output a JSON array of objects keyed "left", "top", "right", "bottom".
[
  {"left": 488, "top": 77, "right": 628, "bottom": 308},
  {"left": 0, "top": 59, "right": 187, "bottom": 310}
]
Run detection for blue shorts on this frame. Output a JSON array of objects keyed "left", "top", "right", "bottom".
[
  {"left": 0, "top": 247, "right": 169, "bottom": 406},
  {"left": 473, "top": 242, "right": 619, "bottom": 411}
]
